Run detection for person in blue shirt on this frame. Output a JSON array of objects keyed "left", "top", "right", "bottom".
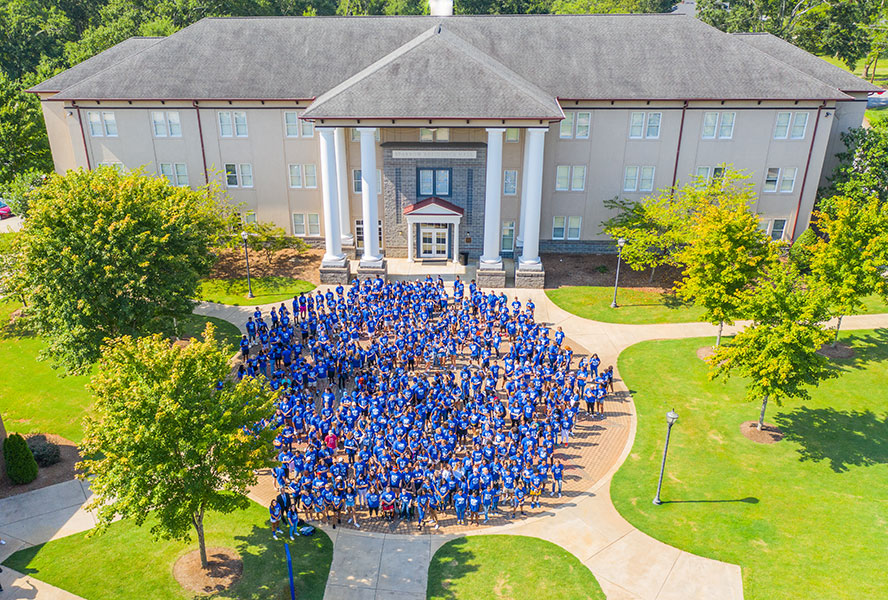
[
  {"left": 454, "top": 490, "right": 468, "bottom": 525},
  {"left": 529, "top": 471, "right": 544, "bottom": 509},
  {"left": 286, "top": 502, "right": 300, "bottom": 540},
  {"left": 240, "top": 335, "right": 250, "bottom": 362},
  {"left": 381, "top": 486, "right": 396, "bottom": 522},
  {"left": 345, "top": 486, "right": 360, "bottom": 528},
  {"left": 512, "top": 483, "right": 527, "bottom": 516},
  {"left": 551, "top": 460, "right": 564, "bottom": 498},
  {"left": 366, "top": 487, "right": 381, "bottom": 518},
  {"left": 269, "top": 499, "right": 283, "bottom": 540},
  {"left": 481, "top": 487, "right": 494, "bottom": 523},
  {"left": 468, "top": 491, "right": 482, "bottom": 526}
]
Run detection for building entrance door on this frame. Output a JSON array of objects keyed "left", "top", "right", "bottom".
[{"left": 420, "top": 224, "right": 448, "bottom": 258}]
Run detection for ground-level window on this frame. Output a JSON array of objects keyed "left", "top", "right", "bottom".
[
  {"left": 761, "top": 218, "right": 788, "bottom": 241},
  {"left": 567, "top": 216, "right": 581, "bottom": 240},
  {"left": 293, "top": 213, "right": 319, "bottom": 236},
  {"left": 159, "top": 162, "right": 188, "bottom": 186},
  {"left": 355, "top": 219, "right": 384, "bottom": 249},
  {"left": 552, "top": 216, "right": 566, "bottom": 240},
  {"left": 243, "top": 211, "right": 257, "bottom": 224},
  {"left": 501, "top": 221, "right": 515, "bottom": 252}
]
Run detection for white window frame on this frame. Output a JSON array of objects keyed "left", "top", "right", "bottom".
[
  {"left": 307, "top": 213, "right": 320, "bottom": 236},
  {"left": 300, "top": 119, "right": 314, "bottom": 138},
  {"left": 552, "top": 216, "right": 566, "bottom": 240},
  {"left": 645, "top": 112, "right": 661, "bottom": 139},
  {"left": 555, "top": 165, "right": 570, "bottom": 191},
  {"left": 233, "top": 111, "right": 248, "bottom": 137},
  {"left": 354, "top": 219, "right": 383, "bottom": 250},
  {"left": 238, "top": 163, "right": 253, "bottom": 188},
  {"left": 152, "top": 111, "right": 181, "bottom": 138},
  {"left": 790, "top": 113, "right": 808, "bottom": 140},
  {"left": 774, "top": 112, "right": 792, "bottom": 139},
  {"left": 719, "top": 112, "right": 735, "bottom": 139},
  {"left": 159, "top": 163, "right": 175, "bottom": 182},
  {"left": 88, "top": 111, "right": 117, "bottom": 137},
  {"left": 501, "top": 221, "right": 515, "bottom": 251},
  {"left": 243, "top": 211, "right": 257, "bottom": 224},
  {"left": 284, "top": 112, "right": 300, "bottom": 138},
  {"left": 560, "top": 112, "right": 575, "bottom": 139},
  {"left": 567, "top": 216, "right": 582, "bottom": 240},
  {"left": 352, "top": 169, "right": 382, "bottom": 195},
  {"left": 779, "top": 167, "right": 797, "bottom": 193},
  {"left": 639, "top": 166, "right": 655, "bottom": 192},
  {"left": 351, "top": 128, "right": 379, "bottom": 142},
  {"left": 762, "top": 218, "right": 788, "bottom": 241},
  {"left": 224, "top": 163, "right": 239, "bottom": 187},
  {"left": 98, "top": 161, "right": 123, "bottom": 172},
  {"left": 629, "top": 112, "right": 645, "bottom": 139},
  {"left": 624, "top": 166, "right": 639, "bottom": 191},
  {"left": 695, "top": 166, "right": 711, "bottom": 184},
  {"left": 571, "top": 165, "right": 586, "bottom": 191},
  {"left": 292, "top": 213, "right": 306, "bottom": 235},
  {"left": 764, "top": 167, "right": 780, "bottom": 193},
  {"left": 218, "top": 112, "right": 233, "bottom": 137},
  {"left": 420, "top": 128, "right": 435, "bottom": 142},
  {"left": 505, "top": 128, "right": 520, "bottom": 143},
  {"left": 701, "top": 112, "right": 719, "bottom": 139},
  {"left": 304, "top": 164, "right": 317, "bottom": 188},
  {"left": 575, "top": 112, "right": 591, "bottom": 139},
  {"left": 435, "top": 128, "right": 450, "bottom": 142},
  {"left": 288, "top": 164, "right": 303, "bottom": 188},
  {"left": 161, "top": 162, "right": 188, "bottom": 186},
  {"left": 503, "top": 169, "right": 518, "bottom": 195}
]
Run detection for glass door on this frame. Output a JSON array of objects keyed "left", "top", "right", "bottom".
[{"left": 420, "top": 225, "right": 448, "bottom": 258}]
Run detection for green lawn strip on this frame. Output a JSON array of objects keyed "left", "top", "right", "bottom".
[
  {"left": 612, "top": 331, "right": 888, "bottom": 600},
  {"left": 857, "top": 293, "right": 888, "bottom": 315},
  {"left": 0, "top": 302, "right": 242, "bottom": 443},
  {"left": 427, "top": 535, "right": 605, "bottom": 600},
  {"left": 546, "top": 286, "right": 706, "bottom": 324},
  {"left": 199, "top": 277, "right": 315, "bottom": 306},
  {"left": 818, "top": 54, "right": 886, "bottom": 82},
  {"left": 3, "top": 501, "right": 333, "bottom": 600}
]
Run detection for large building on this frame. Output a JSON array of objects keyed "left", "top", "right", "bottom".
[{"left": 30, "top": 5, "right": 879, "bottom": 286}]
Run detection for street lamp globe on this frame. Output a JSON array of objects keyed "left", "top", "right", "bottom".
[
  {"left": 666, "top": 409, "right": 679, "bottom": 426},
  {"left": 241, "top": 230, "right": 249, "bottom": 242},
  {"left": 617, "top": 237, "right": 626, "bottom": 247}
]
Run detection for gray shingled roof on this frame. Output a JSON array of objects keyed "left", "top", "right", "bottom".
[
  {"left": 28, "top": 37, "right": 163, "bottom": 93},
  {"left": 43, "top": 15, "right": 853, "bottom": 107},
  {"left": 733, "top": 33, "right": 882, "bottom": 93},
  {"left": 302, "top": 25, "right": 563, "bottom": 120}
]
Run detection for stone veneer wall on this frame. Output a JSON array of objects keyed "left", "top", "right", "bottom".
[
  {"left": 381, "top": 142, "right": 487, "bottom": 259},
  {"left": 539, "top": 239, "right": 619, "bottom": 254}
]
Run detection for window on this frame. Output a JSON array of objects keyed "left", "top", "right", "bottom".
[
  {"left": 639, "top": 166, "right": 655, "bottom": 192},
  {"left": 351, "top": 128, "right": 379, "bottom": 142},
  {"left": 417, "top": 168, "right": 451, "bottom": 196},
  {"left": 218, "top": 111, "right": 247, "bottom": 137},
  {"left": 567, "top": 216, "right": 581, "bottom": 240},
  {"left": 419, "top": 128, "right": 447, "bottom": 142},
  {"left": 304, "top": 164, "right": 317, "bottom": 188},
  {"left": 501, "top": 221, "right": 515, "bottom": 251},
  {"left": 764, "top": 167, "right": 780, "bottom": 192},
  {"left": 719, "top": 112, "right": 735, "bottom": 139},
  {"left": 284, "top": 112, "right": 300, "bottom": 137},
  {"left": 770, "top": 218, "right": 787, "bottom": 241},
  {"left": 575, "top": 112, "right": 591, "bottom": 139},
  {"left": 308, "top": 213, "right": 320, "bottom": 236},
  {"left": 352, "top": 169, "right": 383, "bottom": 194},
  {"left": 552, "top": 216, "right": 566, "bottom": 240},
  {"left": 695, "top": 166, "right": 711, "bottom": 186},
  {"left": 243, "top": 211, "right": 257, "bottom": 224},
  {"left": 555, "top": 165, "right": 570, "bottom": 191},
  {"left": 355, "top": 219, "right": 383, "bottom": 249},
  {"left": 560, "top": 112, "right": 574, "bottom": 138},
  {"left": 774, "top": 112, "right": 791, "bottom": 139},
  {"left": 629, "top": 112, "right": 645, "bottom": 138},
  {"left": 98, "top": 161, "right": 123, "bottom": 172},
  {"left": 420, "top": 128, "right": 435, "bottom": 142},
  {"left": 503, "top": 169, "right": 518, "bottom": 195},
  {"left": 624, "top": 166, "right": 639, "bottom": 191},
  {"left": 571, "top": 165, "right": 586, "bottom": 191},
  {"left": 300, "top": 119, "right": 313, "bottom": 138},
  {"left": 712, "top": 166, "right": 725, "bottom": 179},
  {"left": 152, "top": 111, "right": 181, "bottom": 137},
  {"left": 288, "top": 164, "right": 303, "bottom": 188},
  {"left": 88, "top": 111, "right": 117, "bottom": 137},
  {"left": 702, "top": 112, "right": 719, "bottom": 139},
  {"left": 505, "top": 128, "right": 520, "bottom": 143},
  {"left": 645, "top": 112, "right": 661, "bottom": 138},
  {"left": 159, "top": 163, "right": 188, "bottom": 186},
  {"left": 790, "top": 113, "right": 808, "bottom": 139},
  {"left": 436, "top": 128, "right": 450, "bottom": 142},
  {"left": 292, "top": 213, "right": 305, "bottom": 235},
  {"left": 780, "top": 167, "right": 797, "bottom": 193},
  {"left": 224, "top": 163, "right": 252, "bottom": 188}
]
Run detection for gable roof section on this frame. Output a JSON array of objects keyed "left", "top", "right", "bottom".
[
  {"left": 733, "top": 33, "right": 881, "bottom": 94},
  {"left": 404, "top": 197, "right": 465, "bottom": 216},
  {"left": 28, "top": 37, "right": 163, "bottom": 94},
  {"left": 45, "top": 15, "right": 851, "bottom": 103},
  {"left": 302, "top": 25, "right": 563, "bottom": 120}
]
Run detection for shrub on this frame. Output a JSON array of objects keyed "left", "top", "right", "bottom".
[
  {"left": 3, "top": 433, "right": 39, "bottom": 484},
  {"left": 25, "top": 434, "right": 61, "bottom": 467},
  {"left": 789, "top": 227, "right": 819, "bottom": 273}
]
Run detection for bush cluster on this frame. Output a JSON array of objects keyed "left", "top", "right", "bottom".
[
  {"left": 26, "top": 434, "right": 62, "bottom": 467},
  {"left": 3, "top": 433, "right": 38, "bottom": 484}
]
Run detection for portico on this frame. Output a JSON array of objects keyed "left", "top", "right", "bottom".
[{"left": 404, "top": 197, "right": 463, "bottom": 263}]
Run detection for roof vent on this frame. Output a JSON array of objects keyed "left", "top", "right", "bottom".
[{"left": 429, "top": 0, "right": 453, "bottom": 16}]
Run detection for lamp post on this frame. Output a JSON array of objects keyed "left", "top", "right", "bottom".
[
  {"left": 653, "top": 409, "right": 679, "bottom": 506},
  {"left": 241, "top": 230, "right": 254, "bottom": 299},
  {"left": 610, "top": 237, "right": 626, "bottom": 308}
]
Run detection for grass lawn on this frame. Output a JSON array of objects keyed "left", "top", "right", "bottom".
[
  {"left": 3, "top": 501, "right": 333, "bottom": 600},
  {"left": 612, "top": 330, "right": 888, "bottom": 600},
  {"left": 427, "top": 535, "right": 605, "bottom": 600},
  {"left": 818, "top": 54, "right": 886, "bottom": 83},
  {"left": 546, "top": 286, "right": 706, "bottom": 324},
  {"left": 0, "top": 301, "right": 241, "bottom": 443},
  {"left": 199, "top": 277, "right": 315, "bottom": 306}
]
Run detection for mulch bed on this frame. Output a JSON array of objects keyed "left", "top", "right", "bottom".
[
  {"left": 817, "top": 342, "right": 856, "bottom": 360},
  {"left": 173, "top": 547, "right": 243, "bottom": 595},
  {"left": 210, "top": 248, "right": 323, "bottom": 285},
  {"left": 696, "top": 346, "right": 715, "bottom": 361},
  {"left": 740, "top": 421, "right": 784, "bottom": 444},
  {"left": 0, "top": 434, "right": 82, "bottom": 499},
  {"left": 541, "top": 253, "right": 683, "bottom": 290}
]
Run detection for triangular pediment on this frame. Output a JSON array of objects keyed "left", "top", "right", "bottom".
[{"left": 404, "top": 197, "right": 464, "bottom": 217}]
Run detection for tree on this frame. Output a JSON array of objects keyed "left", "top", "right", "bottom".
[
  {"left": 601, "top": 196, "right": 684, "bottom": 282},
  {"left": 79, "top": 324, "right": 276, "bottom": 569},
  {"left": 809, "top": 194, "right": 888, "bottom": 346},
  {"left": 820, "top": 120, "right": 888, "bottom": 213},
  {"left": 0, "top": 0, "right": 72, "bottom": 80},
  {"left": 12, "top": 167, "right": 234, "bottom": 372},
  {"left": 552, "top": 0, "right": 676, "bottom": 14},
  {"left": 237, "top": 220, "right": 309, "bottom": 267},
  {"left": 0, "top": 168, "right": 49, "bottom": 216},
  {"left": 709, "top": 261, "right": 835, "bottom": 430},
  {"left": 673, "top": 173, "right": 777, "bottom": 347},
  {"left": 0, "top": 72, "right": 53, "bottom": 183}
]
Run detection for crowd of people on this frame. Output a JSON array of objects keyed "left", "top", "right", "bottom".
[{"left": 237, "top": 276, "right": 613, "bottom": 539}]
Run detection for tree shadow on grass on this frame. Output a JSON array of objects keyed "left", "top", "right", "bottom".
[
  {"left": 427, "top": 536, "right": 480, "bottom": 600},
  {"left": 219, "top": 523, "right": 333, "bottom": 600},
  {"left": 774, "top": 407, "right": 888, "bottom": 474},
  {"left": 829, "top": 328, "right": 888, "bottom": 372}
]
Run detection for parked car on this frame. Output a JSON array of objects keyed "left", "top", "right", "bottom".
[{"left": 0, "top": 200, "right": 11, "bottom": 219}]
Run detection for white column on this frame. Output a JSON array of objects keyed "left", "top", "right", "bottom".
[
  {"left": 318, "top": 127, "right": 346, "bottom": 267},
  {"left": 358, "top": 127, "right": 383, "bottom": 267},
  {"left": 480, "top": 127, "right": 506, "bottom": 270},
  {"left": 334, "top": 127, "right": 353, "bottom": 245},
  {"left": 452, "top": 222, "right": 460, "bottom": 265},
  {"left": 407, "top": 221, "right": 414, "bottom": 262},
  {"left": 517, "top": 130, "right": 532, "bottom": 247},
  {"left": 519, "top": 128, "right": 547, "bottom": 271}
]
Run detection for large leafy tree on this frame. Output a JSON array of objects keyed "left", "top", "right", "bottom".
[
  {"left": 80, "top": 324, "right": 276, "bottom": 569},
  {"left": 0, "top": 0, "right": 72, "bottom": 80},
  {"left": 709, "top": 261, "right": 835, "bottom": 430},
  {"left": 820, "top": 120, "right": 888, "bottom": 213},
  {"left": 601, "top": 196, "right": 685, "bottom": 282},
  {"left": 674, "top": 174, "right": 777, "bottom": 347},
  {"left": 809, "top": 194, "right": 888, "bottom": 346},
  {"left": 12, "top": 167, "right": 233, "bottom": 372},
  {"left": 0, "top": 72, "right": 53, "bottom": 183}
]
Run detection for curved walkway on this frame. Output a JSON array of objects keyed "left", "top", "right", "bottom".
[{"left": 195, "top": 291, "right": 888, "bottom": 600}]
